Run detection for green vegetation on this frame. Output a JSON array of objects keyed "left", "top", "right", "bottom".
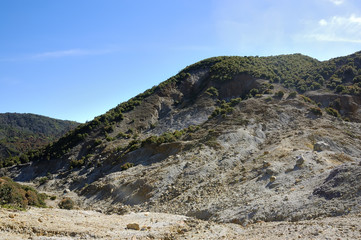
[
  {"left": 309, "top": 107, "right": 323, "bottom": 116},
  {"left": 209, "top": 99, "right": 241, "bottom": 118},
  {"left": 274, "top": 90, "right": 285, "bottom": 98},
  {"left": 0, "top": 176, "right": 46, "bottom": 209},
  {"left": 250, "top": 88, "right": 260, "bottom": 96},
  {"left": 300, "top": 95, "right": 317, "bottom": 105},
  {"left": 288, "top": 91, "right": 297, "bottom": 98},
  {"left": 58, "top": 197, "right": 74, "bottom": 210},
  {"left": 0, "top": 113, "right": 79, "bottom": 168},
  {"left": 142, "top": 129, "right": 186, "bottom": 146},
  {"left": 325, "top": 107, "right": 341, "bottom": 118},
  {"left": 121, "top": 162, "right": 134, "bottom": 171},
  {"left": 205, "top": 87, "right": 219, "bottom": 97},
  {"left": 38, "top": 176, "right": 49, "bottom": 185},
  {"left": 189, "top": 52, "right": 361, "bottom": 96}
]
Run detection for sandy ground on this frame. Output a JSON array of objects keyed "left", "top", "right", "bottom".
[{"left": 0, "top": 207, "right": 360, "bottom": 240}]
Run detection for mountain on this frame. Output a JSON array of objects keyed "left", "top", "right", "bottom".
[
  {"left": 0, "top": 113, "right": 79, "bottom": 167},
  {"left": 1, "top": 52, "right": 361, "bottom": 227}
]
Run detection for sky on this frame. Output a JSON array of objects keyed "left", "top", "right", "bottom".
[{"left": 1, "top": 0, "right": 361, "bottom": 123}]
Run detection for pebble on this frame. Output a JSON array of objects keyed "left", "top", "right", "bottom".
[
  {"left": 270, "top": 176, "right": 276, "bottom": 182},
  {"left": 127, "top": 223, "right": 140, "bottom": 230}
]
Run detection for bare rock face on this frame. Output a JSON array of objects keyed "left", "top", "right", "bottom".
[{"left": 313, "top": 162, "right": 361, "bottom": 200}]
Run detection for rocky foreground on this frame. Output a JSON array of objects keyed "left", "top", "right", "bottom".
[{"left": 0, "top": 207, "right": 360, "bottom": 240}]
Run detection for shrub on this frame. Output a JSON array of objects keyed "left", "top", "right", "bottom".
[
  {"left": 103, "top": 125, "right": 114, "bottom": 133},
  {"left": 309, "top": 107, "right": 322, "bottom": 116},
  {"left": 38, "top": 177, "right": 49, "bottom": 185},
  {"left": 69, "top": 158, "right": 85, "bottom": 168},
  {"left": 230, "top": 98, "right": 242, "bottom": 106},
  {"left": 58, "top": 197, "right": 74, "bottom": 210},
  {"left": 127, "top": 140, "right": 141, "bottom": 152},
  {"left": 143, "top": 136, "right": 158, "bottom": 145},
  {"left": 275, "top": 90, "right": 284, "bottom": 98},
  {"left": 162, "top": 132, "right": 176, "bottom": 142},
  {"left": 353, "top": 75, "right": 361, "bottom": 83},
  {"left": 288, "top": 91, "right": 297, "bottom": 98},
  {"left": 250, "top": 88, "right": 259, "bottom": 96},
  {"left": 205, "top": 87, "right": 219, "bottom": 97},
  {"left": 325, "top": 107, "right": 341, "bottom": 118},
  {"left": 300, "top": 95, "right": 316, "bottom": 105},
  {"left": 311, "top": 82, "right": 321, "bottom": 90},
  {"left": 94, "top": 139, "right": 102, "bottom": 146},
  {"left": 335, "top": 85, "right": 346, "bottom": 93},
  {"left": 173, "top": 130, "right": 183, "bottom": 139},
  {"left": 121, "top": 162, "right": 134, "bottom": 171},
  {"left": 116, "top": 132, "right": 131, "bottom": 139},
  {"left": 0, "top": 177, "right": 46, "bottom": 209},
  {"left": 106, "top": 136, "right": 114, "bottom": 142}
]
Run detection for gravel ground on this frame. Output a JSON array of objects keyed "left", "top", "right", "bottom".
[{"left": 1, "top": 207, "right": 360, "bottom": 240}]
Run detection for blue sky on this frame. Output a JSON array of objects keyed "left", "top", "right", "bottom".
[{"left": 1, "top": 0, "right": 361, "bottom": 123}]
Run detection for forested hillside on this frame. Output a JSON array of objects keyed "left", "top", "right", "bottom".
[{"left": 0, "top": 113, "right": 79, "bottom": 167}]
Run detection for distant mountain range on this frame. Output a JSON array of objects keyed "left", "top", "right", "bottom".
[{"left": 0, "top": 113, "right": 79, "bottom": 166}]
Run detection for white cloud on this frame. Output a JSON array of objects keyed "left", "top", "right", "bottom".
[
  {"left": 304, "top": 14, "right": 361, "bottom": 43},
  {"left": 319, "top": 19, "right": 328, "bottom": 26},
  {"left": 33, "top": 49, "right": 89, "bottom": 58},
  {"left": 0, "top": 48, "right": 118, "bottom": 62},
  {"left": 329, "top": 0, "right": 345, "bottom": 5},
  {"left": 32, "top": 48, "right": 115, "bottom": 59}
]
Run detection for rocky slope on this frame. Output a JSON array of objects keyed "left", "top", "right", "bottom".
[{"left": 1, "top": 52, "right": 361, "bottom": 237}]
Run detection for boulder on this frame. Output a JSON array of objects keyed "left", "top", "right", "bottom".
[
  {"left": 295, "top": 155, "right": 305, "bottom": 166},
  {"left": 314, "top": 141, "right": 330, "bottom": 152}
]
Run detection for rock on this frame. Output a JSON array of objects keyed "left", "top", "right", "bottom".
[
  {"left": 270, "top": 176, "right": 276, "bottom": 182},
  {"left": 296, "top": 155, "right": 305, "bottom": 166},
  {"left": 263, "top": 161, "right": 271, "bottom": 168},
  {"left": 266, "top": 168, "right": 277, "bottom": 175},
  {"left": 314, "top": 141, "right": 330, "bottom": 152},
  {"left": 9, "top": 213, "right": 15, "bottom": 218},
  {"left": 127, "top": 223, "right": 140, "bottom": 230},
  {"left": 63, "top": 189, "right": 70, "bottom": 194}
]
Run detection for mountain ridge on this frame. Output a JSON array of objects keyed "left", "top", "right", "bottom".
[
  {"left": 0, "top": 113, "right": 79, "bottom": 167},
  {"left": 1, "top": 51, "right": 361, "bottom": 228},
  {"left": 4, "top": 51, "right": 361, "bottom": 168}
]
